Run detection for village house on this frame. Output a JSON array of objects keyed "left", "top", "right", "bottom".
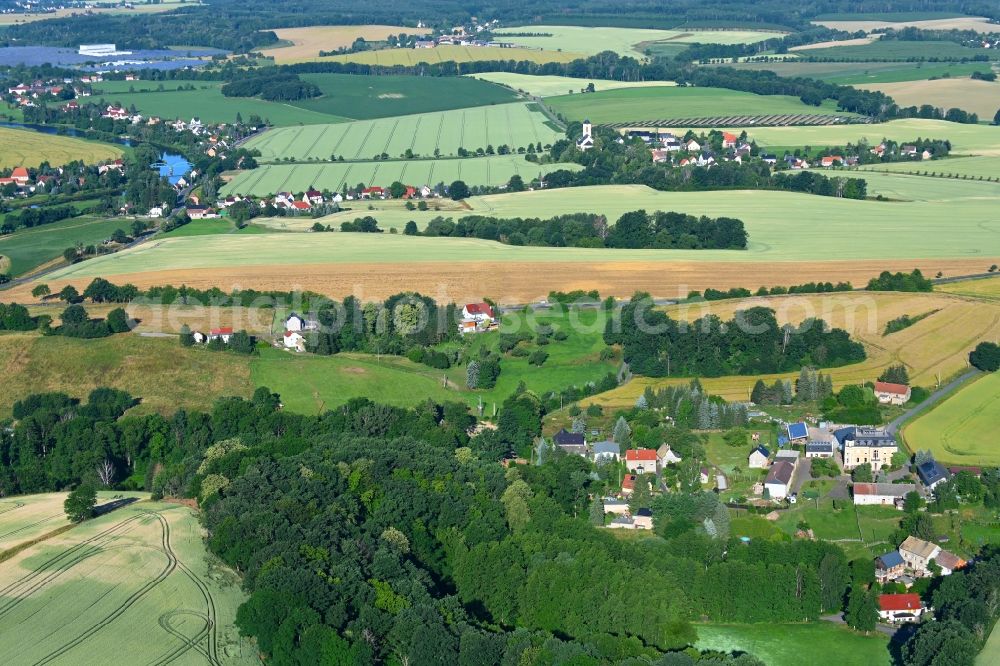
[
  {"left": 853, "top": 482, "right": 915, "bottom": 507},
  {"left": 721, "top": 131, "right": 738, "bottom": 148},
  {"left": 878, "top": 594, "right": 926, "bottom": 624},
  {"left": 917, "top": 458, "right": 951, "bottom": 491},
  {"left": 764, "top": 460, "right": 795, "bottom": 500},
  {"left": 875, "top": 381, "right": 911, "bottom": 405},
  {"left": 774, "top": 449, "right": 800, "bottom": 465},
  {"left": 304, "top": 189, "right": 324, "bottom": 205},
  {"left": 625, "top": 448, "right": 658, "bottom": 475},
  {"left": 285, "top": 313, "right": 305, "bottom": 332},
  {"left": 699, "top": 468, "right": 710, "bottom": 485},
  {"left": 102, "top": 105, "right": 128, "bottom": 120},
  {"left": 603, "top": 498, "right": 629, "bottom": 515},
  {"left": 291, "top": 200, "right": 311, "bottom": 212},
  {"left": 934, "top": 550, "right": 967, "bottom": 575},
  {"left": 283, "top": 330, "right": 305, "bottom": 352},
  {"left": 656, "top": 443, "right": 681, "bottom": 466},
  {"left": 748, "top": 445, "right": 770, "bottom": 469},
  {"left": 191, "top": 331, "right": 207, "bottom": 345},
  {"left": 462, "top": 302, "right": 494, "bottom": 322},
  {"left": 684, "top": 139, "right": 701, "bottom": 152},
  {"left": 10, "top": 167, "right": 30, "bottom": 186},
  {"left": 633, "top": 508, "right": 654, "bottom": 529},
  {"left": 207, "top": 327, "right": 233, "bottom": 344},
  {"left": 839, "top": 427, "right": 898, "bottom": 471},
  {"left": 875, "top": 551, "right": 906, "bottom": 583},
  {"left": 593, "top": 441, "right": 621, "bottom": 463},
  {"left": 621, "top": 474, "right": 637, "bottom": 496},
  {"left": 360, "top": 186, "right": 384, "bottom": 199},
  {"left": 899, "top": 536, "right": 940, "bottom": 575},
  {"left": 553, "top": 429, "right": 588, "bottom": 457}
]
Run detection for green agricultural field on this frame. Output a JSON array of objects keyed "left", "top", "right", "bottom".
[
  {"left": 796, "top": 39, "right": 994, "bottom": 60},
  {"left": 0, "top": 497, "right": 257, "bottom": 665},
  {"left": 859, "top": 171, "right": 1000, "bottom": 202},
  {"left": 710, "top": 60, "right": 986, "bottom": 84},
  {"left": 938, "top": 276, "right": 1000, "bottom": 300},
  {"left": 244, "top": 102, "right": 562, "bottom": 162},
  {"left": 903, "top": 371, "right": 1000, "bottom": 466},
  {"left": 0, "top": 126, "right": 121, "bottom": 169},
  {"left": 546, "top": 86, "right": 851, "bottom": 124},
  {"left": 221, "top": 156, "right": 581, "bottom": 195},
  {"left": 493, "top": 25, "right": 778, "bottom": 57},
  {"left": 468, "top": 72, "right": 676, "bottom": 97},
  {"left": 979, "top": 619, "right": 1000, "bottom": 666},
  {"left": 91, "top": 81, "right": 347, "bottom": 126},
  {"left": 322, "top": 44, "right": 585, "bottom": 66},
  {"left": 0, "top": 215, "right": 130, "bottom": 276},
  {"left": 292, "top": 74, "right": 518, "bottom": 119},
  {"left": 41, "top": 183, "right": 1000, "bottom": 283},
  {"left": 862, "top": 156, "right": 1000, "bottom": 180},
  {"left": 695, "top": 623, "right": 890, "bottom": 666},
  {"left": 0, "top": 491, "right": 146, "bottom": 552}
]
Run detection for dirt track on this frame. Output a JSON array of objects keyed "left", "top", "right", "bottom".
[{"left": 7, "top": 257, "right": 997, "bottom": 304}]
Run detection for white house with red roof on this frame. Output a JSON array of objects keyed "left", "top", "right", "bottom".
[
  {"left": 462, "top": 302, "right": 494, "bottom": 322},
  {"left": 878, "top": 594, "right": 926, "bottom": 624},
  {"left": 291, "top": 200, "right": 311, "bottom": 212},
  {"left": 103, "top": 105, "right": 128, "bottom": 120},
  {"left": 721, "top": 131, "right": 738, "bottom": 148},
  {"left": 874, "top": 381, "right": 911, "bottom": 405},
  {"left": 360, "top": 186, "right": 384, "bottom": 199},
  {"left": 625, "top": 448, "right": 658, "bottom": 475},
  {"left": 304, "top": 189, "right": 324, "bottom": 205},
  {"left": 208, "top": 327, "right": 233, "bottom": 343},
  {"left": 283, "top": 330, "right": 305, "bottom": 352},
  {"left": 10, "top": 167, "right": 30, "bottom": 186}
]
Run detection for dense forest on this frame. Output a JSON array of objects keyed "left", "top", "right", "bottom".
[
  {"left": 413, "top": 210, "right": 748, "bottom": 249},
  {"left": 605, "top": 293, "right": 866, "bottom": 377}
]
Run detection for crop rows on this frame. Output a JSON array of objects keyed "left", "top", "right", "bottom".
[
  {"left": 245, "top": 102, "right": 562, "bottom": 162},
  {"left": 606, "top": 113, "right": 869, "bottom": 128}
]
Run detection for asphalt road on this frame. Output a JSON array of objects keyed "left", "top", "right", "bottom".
[{"left": 886, "top": 368, "right": 981, "bottom": 437}]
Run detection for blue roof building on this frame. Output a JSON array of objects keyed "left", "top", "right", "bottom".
[
  {"left": 787, "top": 422, "right": 809, "bottom": 441},
  {"left": 917, "top": 459, "right": 951, "bottom": 490}
]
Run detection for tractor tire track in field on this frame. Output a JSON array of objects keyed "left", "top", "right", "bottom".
[
  {"left": 504, "top": 105, "right": 516, "bottom": 152},
  {"left": 280, "top": 126, "right": 307, "bottom": 162},
  {"left": 274, "top": 164, "right": 301, "bottom": 195},
  {"left": 328, "top": 123, "right": 350, "bottom": 159},
  {"left": 457, "top": 110, "right": 467, "bottom": 155},
  {"left": 152, "top": 610, "right": 213, "bottom": 665},
  {"left": 0, "top": 514, "right": 147, "bottom": 616},
  {"left": 303, "top": 124, "right": 332, "bottom": 161},
  {"left": 353, "top": 121, "right": 377, "bottom": 160},
  {"left": 407, "top": 115, "right": 423, "bottom": 155},
  {"left": 380, "top": 118, "right": 401, "bottom": 157},
  {"left": 0, "top": 501, "right": 26, "bottom": 516},
  {"left": 432, "top": 112, "right": 446, "bottom": 157},
  {"left": 0, "top": 514, "right": 63, "bottom": 542},
  {"left": 32, "top": 512, "right": 190, "bottom": 666}
]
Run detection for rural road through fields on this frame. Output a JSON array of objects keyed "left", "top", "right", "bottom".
[{"left": 887, "top": 368, "right": 981, "bottom": 438}]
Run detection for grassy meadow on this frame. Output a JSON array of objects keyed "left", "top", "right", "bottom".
[
  {"left": 903, "top": 371, "right": 1000, "bottom": 466},
  {"left": 0, "top": 333, "right": 254, "bottom": 419},
  {"left": 293, "top": 73, "right": 517, "bottom": 119},
  {"left": 260, "top": 24, "right": 431, "bottom": 63},
  {"left": 0, "top": 215, "right": 128, "bottom": 277},
  {"left": 0, "top": 496, "right": 257, "bottom": 665},
  {"left": 0, "top": 126, "right": 121, "bottom": 169},
  {"left": 468, "top": 72, "right": 677, "bottom": 98},
  {"left": 245, "top": 102, "right": 562, "bottom": 161},
  {"left": 547, "top": 86, "right": 852, "bottom": 123},
  {"left": 695, "top": 623, "right": 890, "bottom": 666},
  {"left": 92, "top": 81, "right": 345, "bottom": 126},
  {"left": 493, "top": 25, "right": 778, "bottom": 57},
  {"left": 711, "top": 60, "right": 988, "bottom": 84},
  {"left": 221, "top": 155, "right": 581, "bottom": 194}
]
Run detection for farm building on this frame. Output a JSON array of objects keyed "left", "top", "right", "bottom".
[
  {"left": 875, "top": 381, "right": 911, "bottom": 405},
  {"left": 786, "top": 422, "right": 808, "bottom": 442},
  {"left": 553, "top": 429, "right": 588, "bottom": 457},
  {"left": 899, "top": 536, "right": 940, "bottom": 575},
  {"left": 593, "top": 441, "right": 620, "bottom": 463},
  {"left": 748, "top": 445, "right": 770, "bottom": 469},
  {"left": 852, "top": 482, "right": 915, "bottom": 506},
  {"left": 656, "top": 444, "right": 681, "bottom": 466},
  {"left": 764, "top": 460, "right": 795, "bottom": 500},
  {"left": 805, "top": 441, "right": 834, "bottom": 458}
]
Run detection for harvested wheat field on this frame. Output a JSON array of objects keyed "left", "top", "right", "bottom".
[
  {"left": 261, "top": 25, "right": 431, "bottom": 63},
  {"left": 789, "top": 35, "right": 879, "bottom": 51},
  {"left": 815, "top": 16, "right": 1000, "bottom": 34},
  {"left": 857, "top": 77, "right": 1000, "bottom": 118},
  {"left": 11, "top": 257, "right": 997, "bottom": 307},
  {"left": 586, "top": 291, "right": 1000, "bottom": 406}
]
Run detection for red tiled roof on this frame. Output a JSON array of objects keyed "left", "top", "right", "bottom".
[
  {"left": 464, "top": 302, "right": 494, "bottom": 317},
  {"left": 11, "top": 167, "right": 29, "bottom": 179},
  {"left": 879, "top": 594, "right": 921, "bottom": 612},
  {"left": 625, "top": 448, "right": 657, "bottom": 462},
  {"left": 210, "top": 327, "right": 233, "bottom": 335},
  {"left": 875, "top": 381, "right": 909, "bottom": 396},
  {"left": 622, "top": 474, "right": 636, "bottom": 490},
  {"left": 292, "top": 201, "right": 310, "bottom": 210}
]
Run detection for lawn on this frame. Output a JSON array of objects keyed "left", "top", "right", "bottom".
[
  {"left": 796, "top": 39, "right": 995, "bottom": 60},
  {"left": 320, "top": 45, "right": 585, "bottom": 66},
  {"left": 0, "top": 215, "right": 129, "bottom": 276},
  {"left": 292, "top": 74, "right": 518, "bottom": 119},
  {"left": 0, "top": 126, "right": 121, "bottom": 169},
  {"left": 260, "top": 24, "right": 432, "bottom": 63},
  {"left": 856, "top": 77, "right": 1000, "bottom": 117},
  {"left": 245, "top": 102, "right": 563, "bottom": 161},
  {"left": 468, "top": 72, "right": 677, "bottom": 98},
  {"left": 91, "top": 81, "right": 346, "bottom": 126},
  {"left": 546, "top": 86, "right": 852, "bottom": 124},
  {"left": 0, "top": 333, "right": 254, "bottom": 419},
  {"left": 221, "top": 155, "right": 581, "bottom": 194},
  {"left": 0, "top": 497, "right": 257, "bottom": 665},
  {"left": 695, "top": 622, "right": 890, "bottom": 666},
  {"left": 493, "top": 25, "right": 778, "bottom": 58},
  {"left": 903, "top": 371, "right": 1000, "bottom": 466}
]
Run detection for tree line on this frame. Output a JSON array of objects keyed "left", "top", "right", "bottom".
[
  {"left": 220, "top": 72, "right": 321, "bottom": 102},
  {"left": 410, "top": 210, "right": 748, "bottom": 250},
  {"left": 605, "top": 292, "right": 866, "bottom": 378}
]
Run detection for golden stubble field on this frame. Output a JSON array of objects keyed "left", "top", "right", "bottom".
[
  {"left": 586, "top": 290, "right": 1000, "bottom": 406},
  {"left": 261, "top": 24, "right": 431, "bottom": 63},
  {"left": 857, "top": 77, "right": 1000, "bottom": 118}
]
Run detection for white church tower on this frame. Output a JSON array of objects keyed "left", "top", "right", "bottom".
[{"left": 576, "top": 119, "right": 594, "bottom": 152}]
